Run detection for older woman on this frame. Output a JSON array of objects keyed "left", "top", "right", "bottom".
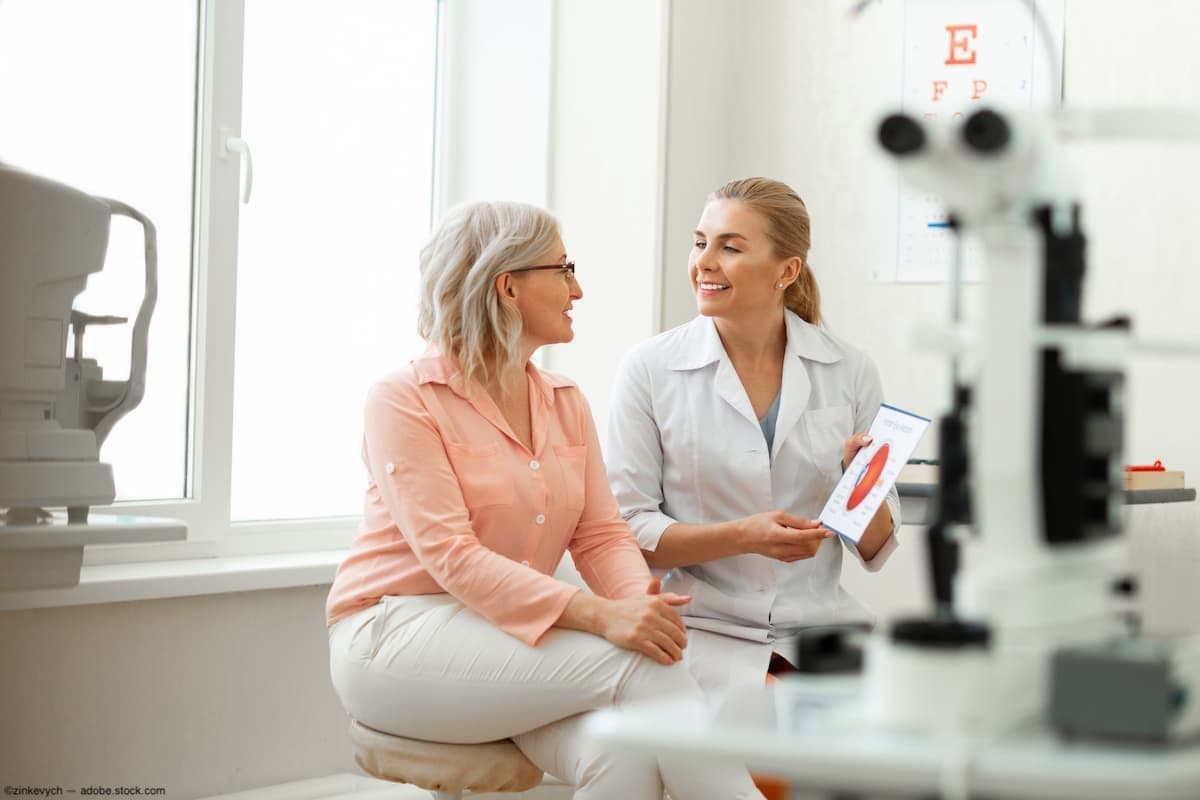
[
  {"left": 607, "top": 178, "right": 901, "bottom": 694},
  {"left": 326, "top": 201, "right": 763, "bottom": 800}
]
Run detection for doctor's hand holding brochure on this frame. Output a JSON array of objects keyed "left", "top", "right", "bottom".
[{"left": 819, "top": 403, "right": 931, "bottom": 544}]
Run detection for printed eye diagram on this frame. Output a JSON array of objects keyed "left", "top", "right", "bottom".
[{"left": 846, "top": 442, "right": 890, "bottom": 510}]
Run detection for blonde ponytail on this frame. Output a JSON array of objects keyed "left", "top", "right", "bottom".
[{"left": 785, "top": 262, "right": 821, "bottom": 325}]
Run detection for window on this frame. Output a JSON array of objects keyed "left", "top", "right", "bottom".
[
  {"left": 0, "top": 0, "right": 198, "bottom": 502},
  {"left": 0, "top": 0, "right": 440, "bottom": 560},
  {"left": 230, "top": 2, "right": 436, "bottom": 521}
]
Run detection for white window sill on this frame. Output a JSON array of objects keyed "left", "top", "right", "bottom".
[{"left": 0, "top": 548, "right": 348, "bottom": 611}]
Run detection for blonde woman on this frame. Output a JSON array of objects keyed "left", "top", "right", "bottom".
[
  {"left": 607, "top": 178, "right": 900, "bottom": 694},
  {"left": 326, "top": 201, "right": 764, "bottom": 800}
]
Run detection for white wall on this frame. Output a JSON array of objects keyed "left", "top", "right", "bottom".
[
  {"left": 432, "top": 0, "right": 669, "bottom": 442},
  {"left": 540, "top": 0, "right": 668, "bottom": 440},
  {"left": 658, "top": 0, "right": 756, "bottom": 334},
  {"left": 0, "top": 587, "right": 352, "bottom": 799},
  {"left": 435, "top": 0, "right": 554, "bottom": 211},
  {"left": 658, "top": 0, "right": 1200, "bottom": 620}
]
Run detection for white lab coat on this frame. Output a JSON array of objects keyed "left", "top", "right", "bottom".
[{"left": 606, "top": 311, "right": 901, "bottom": 692}]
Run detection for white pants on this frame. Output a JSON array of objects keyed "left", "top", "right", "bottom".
[{"left": 328, "top": 593, "right": 763, "bottom": 800}]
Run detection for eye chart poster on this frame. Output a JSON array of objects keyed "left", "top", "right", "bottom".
[
  {"left": 819, "top": 404, "right": 930, "bottom": 543},
  {"left": 881, "top": 0, "right": 1065, "bottom": 283}
]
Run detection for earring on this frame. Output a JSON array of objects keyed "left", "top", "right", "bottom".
[{"left": 776, "top": 282, "right": 784, "bottom": 289}]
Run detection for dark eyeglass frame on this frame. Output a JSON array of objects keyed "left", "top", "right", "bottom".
[{"left": 507, "top": 260, "right": 576, "bottom": 276}]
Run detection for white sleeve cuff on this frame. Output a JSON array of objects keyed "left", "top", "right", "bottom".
[
  {"left": 847, "top": 530, "right": 899, "bottom": 572},
  {"left": 846, "top": 491, "right": 901, "bottom": 572},
  {"left": 628, "top": 511, "right": 677, "bottom": 551}
]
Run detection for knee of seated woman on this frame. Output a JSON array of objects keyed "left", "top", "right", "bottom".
[{"left": 615, "top": 657, "right": 701, "bottom": 704}]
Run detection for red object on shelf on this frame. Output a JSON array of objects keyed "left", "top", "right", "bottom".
[{"left": 1125, "top": 460, "right": 1165, "bottom": 472}]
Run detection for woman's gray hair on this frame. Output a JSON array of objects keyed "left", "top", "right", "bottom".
[{"left": 417, "top": 201, "right": 560, "bottom": 390}]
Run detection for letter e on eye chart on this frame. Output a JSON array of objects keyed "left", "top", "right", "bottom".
[{"left": 819, "top": 404, "right": 930, "bottom": 544}]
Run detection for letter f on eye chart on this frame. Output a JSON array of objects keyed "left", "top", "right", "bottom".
[{"left": 819, "top": 404, "right": 930, "bottom": 544}]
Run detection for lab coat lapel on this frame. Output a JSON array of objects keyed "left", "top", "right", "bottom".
[
  {"left": 772, "top": 350, "right": 812, "bottom": 462},
  {"left": 714, "top": 356, "right": 759, "bottom": 428},
  {"left": 771, "top": 312, "right": 842, "bottom": 461},
  {"left": 674, "top": 318, "right": 760, "bottom": 428}
]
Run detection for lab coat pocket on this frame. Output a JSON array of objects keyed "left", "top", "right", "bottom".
[
  {"left": 553, "top": 444, "right": 587, "bottom": 510},
  {"left": 443, "top": 441, "right": 514, "bottom": 509},
  {"left": 802, "top": 404, "right": 854, "bottom": 481}
]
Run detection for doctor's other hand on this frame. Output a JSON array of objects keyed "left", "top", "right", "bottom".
[
  {"left": 734, "top": 511, "right": 834, "bottom": 563},
  {"left": 598, "top": 580, "right": 691, "bottom": 666},
  {"left": 842, "top": 432, "right": 873, "bottom": 471}
]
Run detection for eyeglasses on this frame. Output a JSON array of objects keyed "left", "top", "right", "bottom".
[{"left": 508, "top": 260, "right": 576, "bottom": 276}]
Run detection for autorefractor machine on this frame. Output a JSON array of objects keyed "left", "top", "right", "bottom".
[{"left": 1, "top": 161, "right": 184, "bottom": 589}]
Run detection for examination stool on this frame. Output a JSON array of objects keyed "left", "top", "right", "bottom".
[{"left": 349, "top": 719, "right": 545, "bottom": 799}]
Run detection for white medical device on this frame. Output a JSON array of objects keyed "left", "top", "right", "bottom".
[
  {"left": 0, "top": 161, "right": 157, "bottom": 523},
  {"left": 866, "top": 107, "right": 1200, "bottom": 736}
]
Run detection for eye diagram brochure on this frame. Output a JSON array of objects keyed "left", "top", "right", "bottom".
[{"left": 819, "top": 403, "right": 931, "bottom": 544}]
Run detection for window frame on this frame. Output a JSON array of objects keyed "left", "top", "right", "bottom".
[{"left": 84, "top": 0, "right": 442, "bottom": 565}]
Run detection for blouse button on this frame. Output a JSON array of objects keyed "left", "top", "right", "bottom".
[
  {"left": 384, "top": 462, "right": 395, "bottom": 474},
  {"left": 535, "top": 514, "right": 546, "bottom": 525},
  {"left": 521, "top": 560, "right": 530, "bottom": 567},
  {"left": 530, "top": 459, "right": 540, "bottom": 470}
]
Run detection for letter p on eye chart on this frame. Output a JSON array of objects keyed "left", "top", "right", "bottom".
[{"left": 818, "top": 404, "right": 931, "bottom": 544}]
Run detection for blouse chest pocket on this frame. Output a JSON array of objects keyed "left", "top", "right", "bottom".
[
  {"left": 553, "top": 444, "right": 587, "bottom": 511},
  {"left": 802, "top": 405, "right": 854, "bottom": 480},
  {"left": 443, "top": 441, "right": 514, "bottom": 510}
]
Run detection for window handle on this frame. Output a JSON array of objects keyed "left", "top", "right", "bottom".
[{"left": 220, "top": 128, "right": 254, "bottom": 204}]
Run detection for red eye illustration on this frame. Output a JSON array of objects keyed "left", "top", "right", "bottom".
[{"left": 847, "top": 442, "right": 890, "bottom": 511}]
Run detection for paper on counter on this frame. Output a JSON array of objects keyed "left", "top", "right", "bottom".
[{"left": 818, "top": 403, "right": 931, "bottom": 544}]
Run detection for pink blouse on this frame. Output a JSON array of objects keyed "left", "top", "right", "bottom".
[{"left": 325, "top": 351, "right": 652, "bottom": 645}]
